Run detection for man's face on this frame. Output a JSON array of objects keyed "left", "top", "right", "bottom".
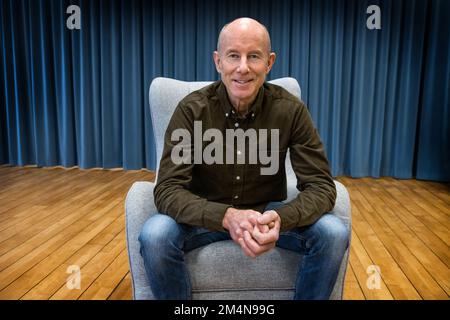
[{"left": 214, "top": 25, "right": 275, "bottom": 110}]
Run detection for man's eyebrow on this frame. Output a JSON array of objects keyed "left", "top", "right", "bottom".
[
  {"left": 224, "top": 49, "right": 238, "bottom": 55},
  {"left": 224, "top": 49, "right": 265, "bottom": 55},
  {"left": 248, "top": 50, "right": 264, "bottom": 55}
]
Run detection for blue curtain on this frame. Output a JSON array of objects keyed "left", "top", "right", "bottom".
[
  {"left": 415, "top": 0, "right": 450, "bottom": 181},
  {"left": 1, "top": 0, "right": 449, "bottom": 181}
]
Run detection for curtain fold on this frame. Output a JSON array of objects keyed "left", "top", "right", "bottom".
[
  {"left": 0, "top": 0, "right": 448, "bottom": 181},
  {"left": 416, "top": 0, "right": 450, "bottom": 181}
]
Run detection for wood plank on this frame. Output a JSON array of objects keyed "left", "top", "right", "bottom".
[
  {"left": 383, "top": 178, "right": 450, "bottom": 241},
  {"left": 20, "top": 216, "right": 126, "bottom": 300},
  {"left": 0, "top": 192, "right": 122, "bottom": 271},
  {"left": 343, "top": 263, "right": 366, "bottom": 300},
  {"left": 404, "top": 180, "right": 450, "bottom": 215},
  {"left": 349, "top": 229, "right": 394, "bottom": 299},
  {"left": 79, "top": 249, "right": 130, "bottom": 300},
  {"left": 0, "top": 167, "right": 447, "bottom": 300},
  {"left": 11, "top": 214, "right": 125, "bottom": 299},
  {"left": 49, "top": 233, "right": 126, "bottom": 299},
  {"left": 351, "top": 180, "right": 448, "bottom": 299},
  {"left": 108, "top": 273, "right": 133, "bottom": 300},
  {"left": 367, "top": 179, "right": 450, "bottom": 286},
  {"left": 0, "top": 200, "right": 123, "bottom": 294},
  {"left": 340, "top": 177, "right": 422, "bottom": 299},
  {"left": 0, "top": 171, "right": 132, "bottom": 264}
]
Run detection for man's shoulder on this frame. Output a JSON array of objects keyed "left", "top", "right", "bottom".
[
  {"left": 264, "top": 82, "right": 306, "bottom": 110},
  {"left": 178, "top": 81, "right": 220, "bottom": 108}
]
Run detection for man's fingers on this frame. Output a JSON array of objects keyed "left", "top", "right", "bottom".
[
  {"left": 244, "top": 230, "right": 273, "bottom": 255},
  {"left": 239, "top": 221, "right": 254, "bottom": 233},
  {"left": 258, "top": 223, "right": 269, "bottom": 233},
  {"left": 238, "top": 237, "right": 256, "bottom": 258},
  {"left": 257, "top": 211, "right": 279, "bottom": 225},
  {"left": 252, "top": 226, "right": 279, "bottom": 245}
]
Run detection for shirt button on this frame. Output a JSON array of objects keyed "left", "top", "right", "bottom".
[
  {"left": 235, "top": 122, "right": 239, "bottom": 127},
  {"left": 234, "top": 195, "right": 239, "bottom": 199},
  {"left": 225, "top": 113, "right": 229, "bottom": 117},
  {"left": 236, "top": 176, "right": 240, "bottom": 180}
]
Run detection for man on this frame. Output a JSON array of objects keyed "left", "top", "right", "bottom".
[{"left": 139, "top": 17, "right": 349, "bottom": 299}]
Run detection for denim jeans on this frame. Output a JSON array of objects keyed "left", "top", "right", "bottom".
[{"left": 138, "top": 201, "right": 349, "bottom": 300}]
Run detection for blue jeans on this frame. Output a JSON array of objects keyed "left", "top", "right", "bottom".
[{"left": 138, "top": 202, "right": 349, "bottom": 300}]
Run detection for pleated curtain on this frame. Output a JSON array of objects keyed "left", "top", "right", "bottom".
[{"left": 1, "top": 0, "right": 449, "bottom": 181}]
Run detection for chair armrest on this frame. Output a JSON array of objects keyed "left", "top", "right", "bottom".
[
  {"left": 285, "top": 179, "right": 351, "bottom": 300},
  {"left": 125, "top": 181, "right": 157, "bottom": 299},
  {"left": 286, "top": 179, "right": 352, "bottom": 228},
  {"left": 331, "top": 180, "right": 352, "bottom": 228}
]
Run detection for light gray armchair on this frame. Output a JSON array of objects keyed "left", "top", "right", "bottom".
[{"left": 125, "top": 77, "right": 352, "bottom": 299}]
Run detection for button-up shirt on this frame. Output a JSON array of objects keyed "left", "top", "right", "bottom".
[{"left": 154, "top": 80, "right": 336, "bottom": 232}]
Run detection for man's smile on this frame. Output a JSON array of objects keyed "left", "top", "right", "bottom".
[{"left": 233, "top": 79, "right": 254, "bottom": 85}]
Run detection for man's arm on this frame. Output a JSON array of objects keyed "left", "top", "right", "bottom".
[
  {"left": 275, "top": 102, "right": 337, "bottom": 231},
  {"left": 154, "top": 102, "right": 231, "bottom": 231}
]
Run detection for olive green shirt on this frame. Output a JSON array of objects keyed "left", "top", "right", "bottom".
[{"left": 154, "top": 81, "right": 336, "bottom": 232}]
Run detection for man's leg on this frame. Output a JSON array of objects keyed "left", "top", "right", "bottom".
[
  {"left": 138, "top": 213, "right": 230, "bottom": 299},
  {"left": 265, "top": 202, "right": 349, "bottom": 300}
]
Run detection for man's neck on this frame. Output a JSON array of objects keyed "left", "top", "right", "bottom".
[
  {"left": 231, "top": 99, "right": 254, "bottom": 118},
  {"left": 234, "top": 105, "right": 250, "bottom": 118}
]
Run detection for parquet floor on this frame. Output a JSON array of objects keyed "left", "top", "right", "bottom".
[{"left": 0, "top": 166, "right": 448, "bottom": 299}]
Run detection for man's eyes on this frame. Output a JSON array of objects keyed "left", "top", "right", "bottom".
[{"left": 227, "top": 54, "right": 261, "bottom": 60}]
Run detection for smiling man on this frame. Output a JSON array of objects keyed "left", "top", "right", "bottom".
[
  {"left": 213, "top": 19, "right": 275, "bottom": 117},
  {"left": 139, "top": 18, "right": 349, "bottom": 300}
]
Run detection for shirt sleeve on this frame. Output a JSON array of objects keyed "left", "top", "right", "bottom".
[
  {"left": 153, "top": 101, "right": 231, "bottom": 231},
  {"left": 275, "top": 102, "right": 337, "bottom": 231}
]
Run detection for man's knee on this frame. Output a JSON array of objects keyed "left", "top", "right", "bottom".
[
  {"left": 139, "top": 214, "right": 182, "bottom": 252},
  {"left": 316, "top": 214, "right": 349, "bottom": 251}
]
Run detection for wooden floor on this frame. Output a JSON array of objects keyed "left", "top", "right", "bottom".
[{"left": 0, "top": 166, "right": 448, "bottom": 300}]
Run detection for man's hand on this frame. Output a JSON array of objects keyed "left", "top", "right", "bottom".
[
  {"left": 222, "top": 207, "right": 260, "bottom": 242},
  {"left": 223, "top": 208, "right": 281, "bottom": 258},
  {"left": 239, "top": 210, "right": 281, "bottom": 257}
]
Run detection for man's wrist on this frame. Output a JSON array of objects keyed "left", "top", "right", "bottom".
[{"left": 222, "top": 206, "right": 236, "bottom": 230}]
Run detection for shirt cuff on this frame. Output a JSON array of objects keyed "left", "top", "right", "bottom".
[
  {"left": 274, "top": 204, "right": 300, "bottom": 231},
  {"left": 202, "top": 201, "right": 232, "bottom": 231}
]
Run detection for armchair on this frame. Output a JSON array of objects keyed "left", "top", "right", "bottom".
[{"left": 125, "top": 77, "right": 352, "bottom": 299}]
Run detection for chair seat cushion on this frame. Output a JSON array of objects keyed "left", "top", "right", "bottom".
[{"left": 186, "top": 240, "right": 301, "bottom": 293}]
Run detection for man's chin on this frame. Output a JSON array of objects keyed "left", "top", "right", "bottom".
[{"left": 230, "top": 89, "right": 256, "bottom": 101}]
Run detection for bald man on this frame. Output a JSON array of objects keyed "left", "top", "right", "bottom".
[{"left": 139, "top": 18, "right": 349, "bottom": 300}]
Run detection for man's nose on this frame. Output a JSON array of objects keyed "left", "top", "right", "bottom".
[{"left": 237, "top": 58, "right": 249, "bottom": 73}]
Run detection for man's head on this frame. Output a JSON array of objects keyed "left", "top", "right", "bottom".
[{"left": 214, "top": 18, "right": 276, "bottom": 112}]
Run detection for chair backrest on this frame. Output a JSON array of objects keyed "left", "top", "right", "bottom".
[{"left": 149, "top": 77, "right": 301, "bottom": 172}]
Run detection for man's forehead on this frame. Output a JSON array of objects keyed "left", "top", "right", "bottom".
[
  {"left": 226, "top": 17, "right": 263, "bottom": 31},
  {"left": 223, "top": 46, "right": 265, "bottom": 54},
  {"left": 220, "top": 29, "right": 268, "bottom": 49},
  {"left": 217, "top": 18, "right": 272, "bottom": 53},
  {"left": 223, "top": 22, "right": 266, "bottom": 39}
]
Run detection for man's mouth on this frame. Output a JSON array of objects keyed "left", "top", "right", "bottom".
[{"left": 233, "top": 79, "right": 253, "bottom": 84}]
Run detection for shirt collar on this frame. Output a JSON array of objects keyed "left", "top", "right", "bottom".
[{"left": 217, "top": 81, "right": 265, "bottom": 120}]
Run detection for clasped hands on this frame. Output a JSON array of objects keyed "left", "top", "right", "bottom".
[{"left": 222, "top": 207, "right": 281, "bottom": 258}]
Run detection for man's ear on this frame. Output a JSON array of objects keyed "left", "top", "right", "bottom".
[
  {"left": 266, "top": 52, "right": 276, "bottom": 74},
  {"left": 213, "top": 51, "right": 222, "bottom": 73}
]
